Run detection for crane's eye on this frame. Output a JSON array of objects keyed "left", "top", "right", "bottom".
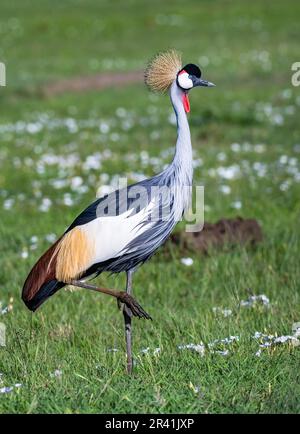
[{"left": 177, "top": 70, "right": 193, "bottom": 90}]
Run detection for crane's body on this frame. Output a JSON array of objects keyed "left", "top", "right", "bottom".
[{"left": 22, "top": 50, "right": 214, "bottom": 374}]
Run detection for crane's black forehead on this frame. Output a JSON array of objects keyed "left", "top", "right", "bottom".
[{"left": 182, "top": 64, "right": 202, "bottom": 78}]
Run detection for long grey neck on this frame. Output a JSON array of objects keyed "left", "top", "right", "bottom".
[{"left": 169, "top": 81, "right": 193, "bottom": 184}]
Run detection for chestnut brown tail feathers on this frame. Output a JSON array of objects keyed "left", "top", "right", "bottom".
[
  {"left": 23, "top": 279, "right": 64, "bottom": 311},
  {"left": 22, "top": 238, "right": 65, "bottom": 311}
]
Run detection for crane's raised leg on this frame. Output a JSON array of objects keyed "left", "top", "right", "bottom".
[
  {"left": 123, "top": 269, "right": 134, "bottom": 375},
  {"left": 68, "top": 279, "right": 151, "bottom": 320},
  {"left": 68, "top": 277, "right": 151, "bottom": 375}
]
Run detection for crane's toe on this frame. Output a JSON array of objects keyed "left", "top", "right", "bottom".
[
  {"left": 117, "top": 299, "right": 133, "bottom": 318},
  {"left": 118, "top": 292, "right": 152, "bottom": 320}
]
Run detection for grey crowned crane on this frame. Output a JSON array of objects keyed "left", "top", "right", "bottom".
[{"left": 22, "top": 50, "right": 215, "bottom": 374}]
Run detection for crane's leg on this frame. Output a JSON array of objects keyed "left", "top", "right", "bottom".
[
  {"left": 68, "top": 279, "right": 151, "bottom": 320},
  {"left": 123, "top": 269, "right": 134, "bottom": 375}
]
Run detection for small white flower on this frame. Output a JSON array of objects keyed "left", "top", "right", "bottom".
[
  {"left": 45, "top": 233, "right": 56, "bottom": 243},
  {"left": 63, "top": 194, "right": 74, "bottom": 206},
  {"left": 212, "top": 307, "right": 232, "bottom": 317},
  {"left": 292, "top": 325, "right": 300, "bottom": 338},
  {"left": 260, "top": 342, "right": 272, "bottom": 348},
  {"left": 70, "top": 176, "right": 83, "bottom": 190},
  {"left": 21, "top": 249, "right": 29, "bottom": 259},
  {"left": 181, "top": 257, "right": 194, "bottom": 266},
  {"left": 214, "top": 349, "right": 229, "bottom": 356},
  {"left": 110, "top": 132, "right": 120, "bottom": 142},
  {"left": 231, "top": 200, "right": 242, "bottom": 209},
  {"left": 209, "top": 335, "right": 239, "bottom": 348},
  {"left": 3, "top": 198, "right": 14, "bottom": 210},
  {"left": 65, "top": 118, "right": 78, "bottom": 133},
  {"left": 279, "top": 155, "right": 288, "bottom": 164},
  {"left": 50, "top": 369, "right": 62, "bottom": 378},
  {"left": 99, "top": 122, "right": 110, "bottom": 134},
  {"left": 0, "top": 386, "right": 13, "bottom": 394},
  {"left": 253, "top": 331, "right": 263, "bottom": 339},
  {"left": 217, "top": 152, "right": 227, "bottom": 162},
  {"left": 241, "top": 294, "right": 270, "bottom": 308},
  {"left": 178, "top": 343, "right": 205, "bottom": 356},
  {"left": 272, "top": 113, "right": 284, "bottom": 125},
  {"left": 219, "top": 185, "right": 231, "bottom": 195},
  {"left": 280, "top": 180, "right": 291, "bottom": 191},
  {"left": 216, "top": 165, "right": 241, "bottom": 180},
  {"left": 254, "top": 144, "right": 265, "bottom": 153},
  {"left": 274, "top": 336, "right": 297, "bottom": 344},
  {"left": 50, "top": 179, "right": 67, "bottom": 190},
  {"left": 39, "top": 197, "right": 52, "bottom": 212},
  {"left": 26, "top": 122, "right": 42, "bottom": 134},
  {"left": 116, "top": 107, "right": 127, "bottom": 118},
  {"left": 231, "top": 143, "right": 241, "bottom": 152}
]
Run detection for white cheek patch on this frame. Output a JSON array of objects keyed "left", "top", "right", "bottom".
[{"left": 177, "top": 72, "right": 193, "bottom": 90}]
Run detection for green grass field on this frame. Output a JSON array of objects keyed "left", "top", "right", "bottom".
[{"left": 0, "top": 0, "right": 300, "bottom": 413}]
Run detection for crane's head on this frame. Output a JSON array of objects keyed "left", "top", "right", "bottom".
[{"left": 144, "top": 49, "right": 215, "bottom": 113}]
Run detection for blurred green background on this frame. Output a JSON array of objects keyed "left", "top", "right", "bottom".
[{"left": 0, "top": 0, "right": 299, "bottom": 413}]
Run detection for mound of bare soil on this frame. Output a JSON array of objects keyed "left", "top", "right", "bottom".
[{"left": 169, "top": 217, "right": 263, "bottom": 254}]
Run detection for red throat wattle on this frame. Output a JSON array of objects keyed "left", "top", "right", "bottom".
[{"left": 182, "top": 93, "right": 190, "bottom": 113}]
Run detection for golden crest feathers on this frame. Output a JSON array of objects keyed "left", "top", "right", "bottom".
[{"left": 144, "top": 49, "right": 182, "bottom": 94}]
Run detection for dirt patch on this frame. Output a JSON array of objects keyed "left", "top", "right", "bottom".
[
  {"left": 169, "top": 217, "right": 263, "bottom": 254},
  {"left": 43, "top": 70, "right": 143, "bottom": 97}
]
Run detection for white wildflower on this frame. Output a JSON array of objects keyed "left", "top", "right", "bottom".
[
  {"left": 178, "top": 343, "right": 205, "bottom": 356},
  {"left": 39, "top": 197, "right": 52, "bottom": 212},
  {"left": 50, "top": 369, "right": 62, "bottom": 378},
  {"left": 45, "top": 233, "right": 56, "bottom": 243},
  {"left": 181, "top": 257, "right": 194, "bottom": 267},
  {"left": 231, "top": 200, "right": 242, "bottom": 209},
  {"left": 214, "top": 349, "right": 229, "bottom": 356},
  {"left": 231, "top": 143, "right": 241, "bottom": 152},
  {"left": 219, "top": 185, "right": 231, "bottom": 195},
  {"left": 63, "top": 193, "right": 74, "bottom": 206},
  {"left": 216, "top": 165, "right": 241, "bottom": 180},
  {"left": 0, "top": 387, "right": 13, "bottom": 394},
  {"left": 240, "top": 294, "right": 270, "bottom": 308},
  {"left": 3, "top": 198, "right": 14, "bottom": 210},
  {"left": 70, "top": 176, "right": 83, "bottom": 190},
  {"left": 212, "top": 307, "right": 232, "bottom": 317},
  {"left": 99, "top": 121, "right": 110, "bottom": 134}
]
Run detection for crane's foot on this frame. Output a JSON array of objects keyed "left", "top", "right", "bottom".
[
  {"left": 117, "top": 292, "right": 152, "bottom": 320},
  {"left": 118, "top": 300, "right": 133, "bottom": 318}
]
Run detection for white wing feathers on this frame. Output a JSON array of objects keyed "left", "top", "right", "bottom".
[{"left": 80, "top": 200, "right": 156, "bottom": 266}]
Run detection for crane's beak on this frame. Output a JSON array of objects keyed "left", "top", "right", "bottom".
[{"left": 194, "top": 77, "right": 215, "bottom": 87}]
